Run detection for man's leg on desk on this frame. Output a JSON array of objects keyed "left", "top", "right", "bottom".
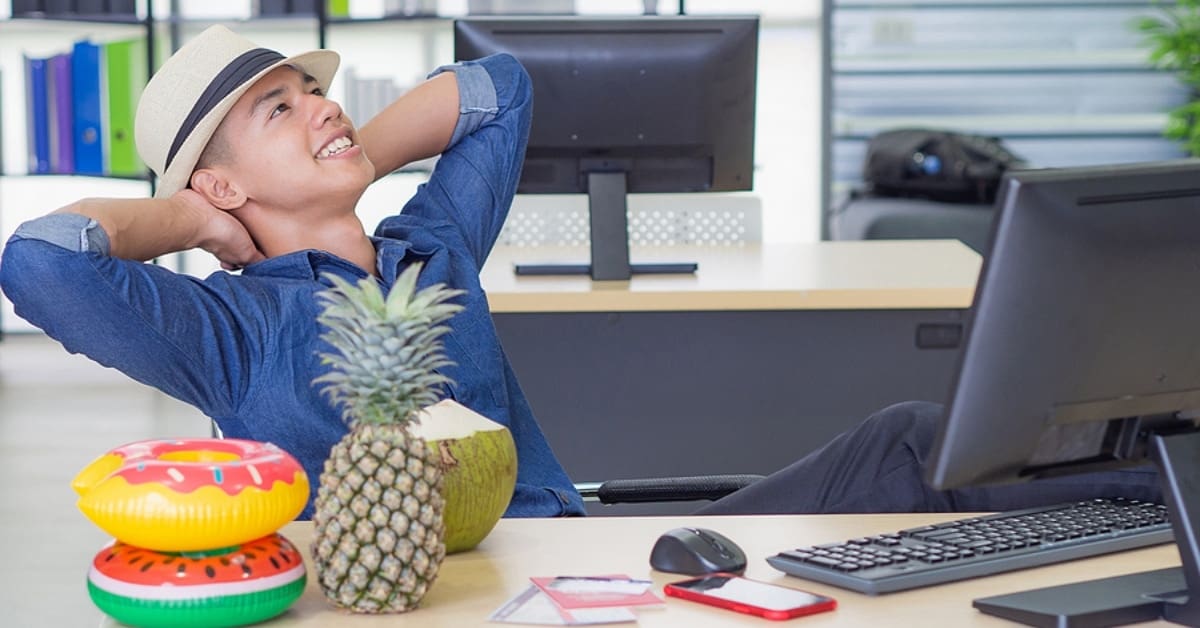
[{"left": 695, "top": 401, "right": 1163, "bottom": 516}]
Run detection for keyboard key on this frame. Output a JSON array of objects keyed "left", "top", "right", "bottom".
[{"left": 805, "top": 556, "right": 844, "bottom": 569}]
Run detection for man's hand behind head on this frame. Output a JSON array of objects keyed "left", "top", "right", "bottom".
[{"left": 172, "top": 189, "right": 266, "bottom": 271}]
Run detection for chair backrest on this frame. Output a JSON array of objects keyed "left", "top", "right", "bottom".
[{"left": 498, "top": 193, "right": 763, "bottom": 247}]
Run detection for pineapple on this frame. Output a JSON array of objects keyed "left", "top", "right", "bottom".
[{"left": 309, "top": 263, "right": 464, "bottom": 613}]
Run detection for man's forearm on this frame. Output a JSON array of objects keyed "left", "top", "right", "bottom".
[
  {"left": 358, "top": 72, "right": 460, "bottom": 179},
  {"left": 52, "top": 196, "right": 204, "bottom": 262}
]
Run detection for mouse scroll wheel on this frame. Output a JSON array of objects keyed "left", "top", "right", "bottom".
[{"left": 708, "top": 539, "right": 733, "bottom": 558}]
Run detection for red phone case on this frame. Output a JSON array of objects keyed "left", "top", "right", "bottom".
[{"left": 664, "top": 574, "right": 837, "bottom": 621}]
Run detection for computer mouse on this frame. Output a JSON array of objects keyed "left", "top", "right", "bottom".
[{"left": 649, "top": 526, "right": 747, "bottom": 575}]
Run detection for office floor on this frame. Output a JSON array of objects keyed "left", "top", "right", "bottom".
[{"left": 0, "top": 333, "right": 210, "bottom": 627}]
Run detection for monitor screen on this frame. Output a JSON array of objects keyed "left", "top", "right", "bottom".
[
  {"left": 925, "top": 159, "right": 1200, "bottom": 624},
  {"left": 454, "top": 16, "right": 759, "bottom": 280},
  {"left": 927, "top": 160, "right": 1200, "bottom": 488}
]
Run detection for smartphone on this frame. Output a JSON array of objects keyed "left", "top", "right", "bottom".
[{"left": 664, "top": 574, "right": 836, "bottom": 621}]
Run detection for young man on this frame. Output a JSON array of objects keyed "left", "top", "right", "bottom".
[{"left": 0, "top": 25, "right": 585, "bottom": 519}]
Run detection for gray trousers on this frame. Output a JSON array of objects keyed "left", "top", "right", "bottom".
[{"left": 696, "top": 401, "right": 1163, "bottom": 515}]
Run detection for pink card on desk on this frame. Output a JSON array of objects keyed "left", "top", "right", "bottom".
[{"left": 531, "top": 575, "right": 663, "bottom": 609}]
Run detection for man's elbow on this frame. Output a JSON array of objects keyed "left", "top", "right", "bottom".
[
  {"left": 491, "top": 52, "right": 531, "bottom": 83},
  {"left": 0, "top": 238, "right": 33, "bottom": 303},
  {"left": 0, "top": 238, "right": 84, "bottom": 334},
  {"left": 484, "top": 52, "right": 533, "bottom": 107},
  {"left": 2, "top": 239, "right": 45, "bottom": 324}
]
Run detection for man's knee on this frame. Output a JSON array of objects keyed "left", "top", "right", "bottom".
[{"left": 859, "top": 400, "right": 943, "bottom": 444}]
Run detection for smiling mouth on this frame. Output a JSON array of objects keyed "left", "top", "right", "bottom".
[{"left": 317, "top": 136, "right": 354, "bottom": 159}]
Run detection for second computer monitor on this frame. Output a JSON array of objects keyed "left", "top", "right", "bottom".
[
  {"left": 925, "top": 159, "right": 1200, "bottom": 625},
  {"left": 927, "top": 160, "right": 1200, "bottom": 490},
  {"left": 454, "top": 15, "right": 759, "bottom": 280}
]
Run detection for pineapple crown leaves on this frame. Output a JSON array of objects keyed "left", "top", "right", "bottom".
[{"left": 313, "top": 263, "right": 466, "bottom": 427}]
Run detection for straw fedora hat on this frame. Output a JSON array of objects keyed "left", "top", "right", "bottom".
[{"left": 135, "top": 25, "right": 339, "bottom": 198}]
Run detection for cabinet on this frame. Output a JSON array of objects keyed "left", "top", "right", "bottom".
[{"left": 820, "top": 0, "right": 1189, "bottom": 238}]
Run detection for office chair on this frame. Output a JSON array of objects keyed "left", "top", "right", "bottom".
[
  {"left": 574, "top": 474, "right": 765, "bottom": 505},
  {"left": 213, "top": 419, "right": 763, "bottom": 505},
  {"left": 829, "top": 191, "right": 995, "bottom": 254}
]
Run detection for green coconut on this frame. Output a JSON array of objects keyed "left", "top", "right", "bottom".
[{"left": 412, "top": 399, "right": 517, "bottom": 553}]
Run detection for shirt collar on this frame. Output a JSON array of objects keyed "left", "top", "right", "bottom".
[
  {"left": 237, "top": 237, "right": 420, "bottom": 285},
  {"left": 240, "top": 244, "right": 399, "bottom": 282},
  {"left": 371, "top": 236, "right": 418, "bottom": 283}
]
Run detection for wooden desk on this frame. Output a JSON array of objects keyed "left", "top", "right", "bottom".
[
  {"left": 480, "top": 240, "right": 980, "bottom": 312},
  {"left": 480, "top": 241, "right": 983, "bottom": 514},
  {"left": 171, "top": 514, "right": 1179, "bottom": 627}
]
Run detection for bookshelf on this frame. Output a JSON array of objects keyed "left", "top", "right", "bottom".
[
  {"left": 2, "top": 6, "right": 156, "bottom": 179},
  {"left": 0, "top": 6, "right": 161, "bottom": 335}
]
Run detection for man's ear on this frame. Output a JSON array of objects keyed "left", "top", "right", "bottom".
[{"left": 189, "top": 168, "right": 247, "bottom": 210}]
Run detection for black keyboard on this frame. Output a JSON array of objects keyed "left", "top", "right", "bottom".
[{"left": 767, "top": 498, "right": 1172, "bottom": 594}]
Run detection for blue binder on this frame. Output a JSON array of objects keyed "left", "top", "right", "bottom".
[
  {"left": 72, "top": 39, "right": 105, "bottom": 176},
  {"left": 23, "top": 55, "right": 50, "bottom": 175}
]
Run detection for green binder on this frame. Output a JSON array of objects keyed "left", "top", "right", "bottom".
[
  {"left": 103, "top": 38, "right": 147, "bottom": 177},
  {"left": 328, "top": 0, "right": 350, "bottom": 17}
]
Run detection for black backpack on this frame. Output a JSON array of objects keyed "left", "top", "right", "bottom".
[{"left": 863, "top": 129, "right": 1027, "bottom": 205}]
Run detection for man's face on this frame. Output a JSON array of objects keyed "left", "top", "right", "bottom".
[{"left": 217, "top": 65, "right": 375, "bottom": 213}]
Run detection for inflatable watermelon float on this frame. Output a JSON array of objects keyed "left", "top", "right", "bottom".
[{"left": 86, "top": 533, "right": 306, "bottom": 628}]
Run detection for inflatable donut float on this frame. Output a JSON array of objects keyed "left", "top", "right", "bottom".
[
  {"left": 87, "top": 533, "right": 306, "bottom": 628},
  {"left": 73, "top": 438, "right": 309, "bottom": 551}
]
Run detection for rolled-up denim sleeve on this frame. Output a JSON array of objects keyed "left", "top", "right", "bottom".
[
  {"left": 427, "top": 61, "right": 500, "bottom": 151},
  {"left": 396, "top": 53, "right": 532, "bottom": 269},
  {"left": 12, "top": 212, "right": 111, "bottom": 254}
]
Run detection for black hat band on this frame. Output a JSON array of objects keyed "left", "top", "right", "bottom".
[{"left": 164, "top": 47, "right": 286, "bottom": 170}]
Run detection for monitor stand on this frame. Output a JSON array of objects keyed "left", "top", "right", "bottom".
[
  {"left": 973, "top": 428, "right": 1200, "bottom": 626},
  {"left": 513, "top": 172, "right": 698, "bottom": 280}
]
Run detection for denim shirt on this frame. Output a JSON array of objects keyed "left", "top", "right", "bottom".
[{"left": 0, "top": 53, "right": 586, "bottom": 519}]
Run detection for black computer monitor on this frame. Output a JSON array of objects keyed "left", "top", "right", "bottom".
[
  {"left": 925, "top": 160, "right": 1200, "bottom": 625},
  {"left": 454, "top": 15, "right": 758, "bottom": 280}
]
